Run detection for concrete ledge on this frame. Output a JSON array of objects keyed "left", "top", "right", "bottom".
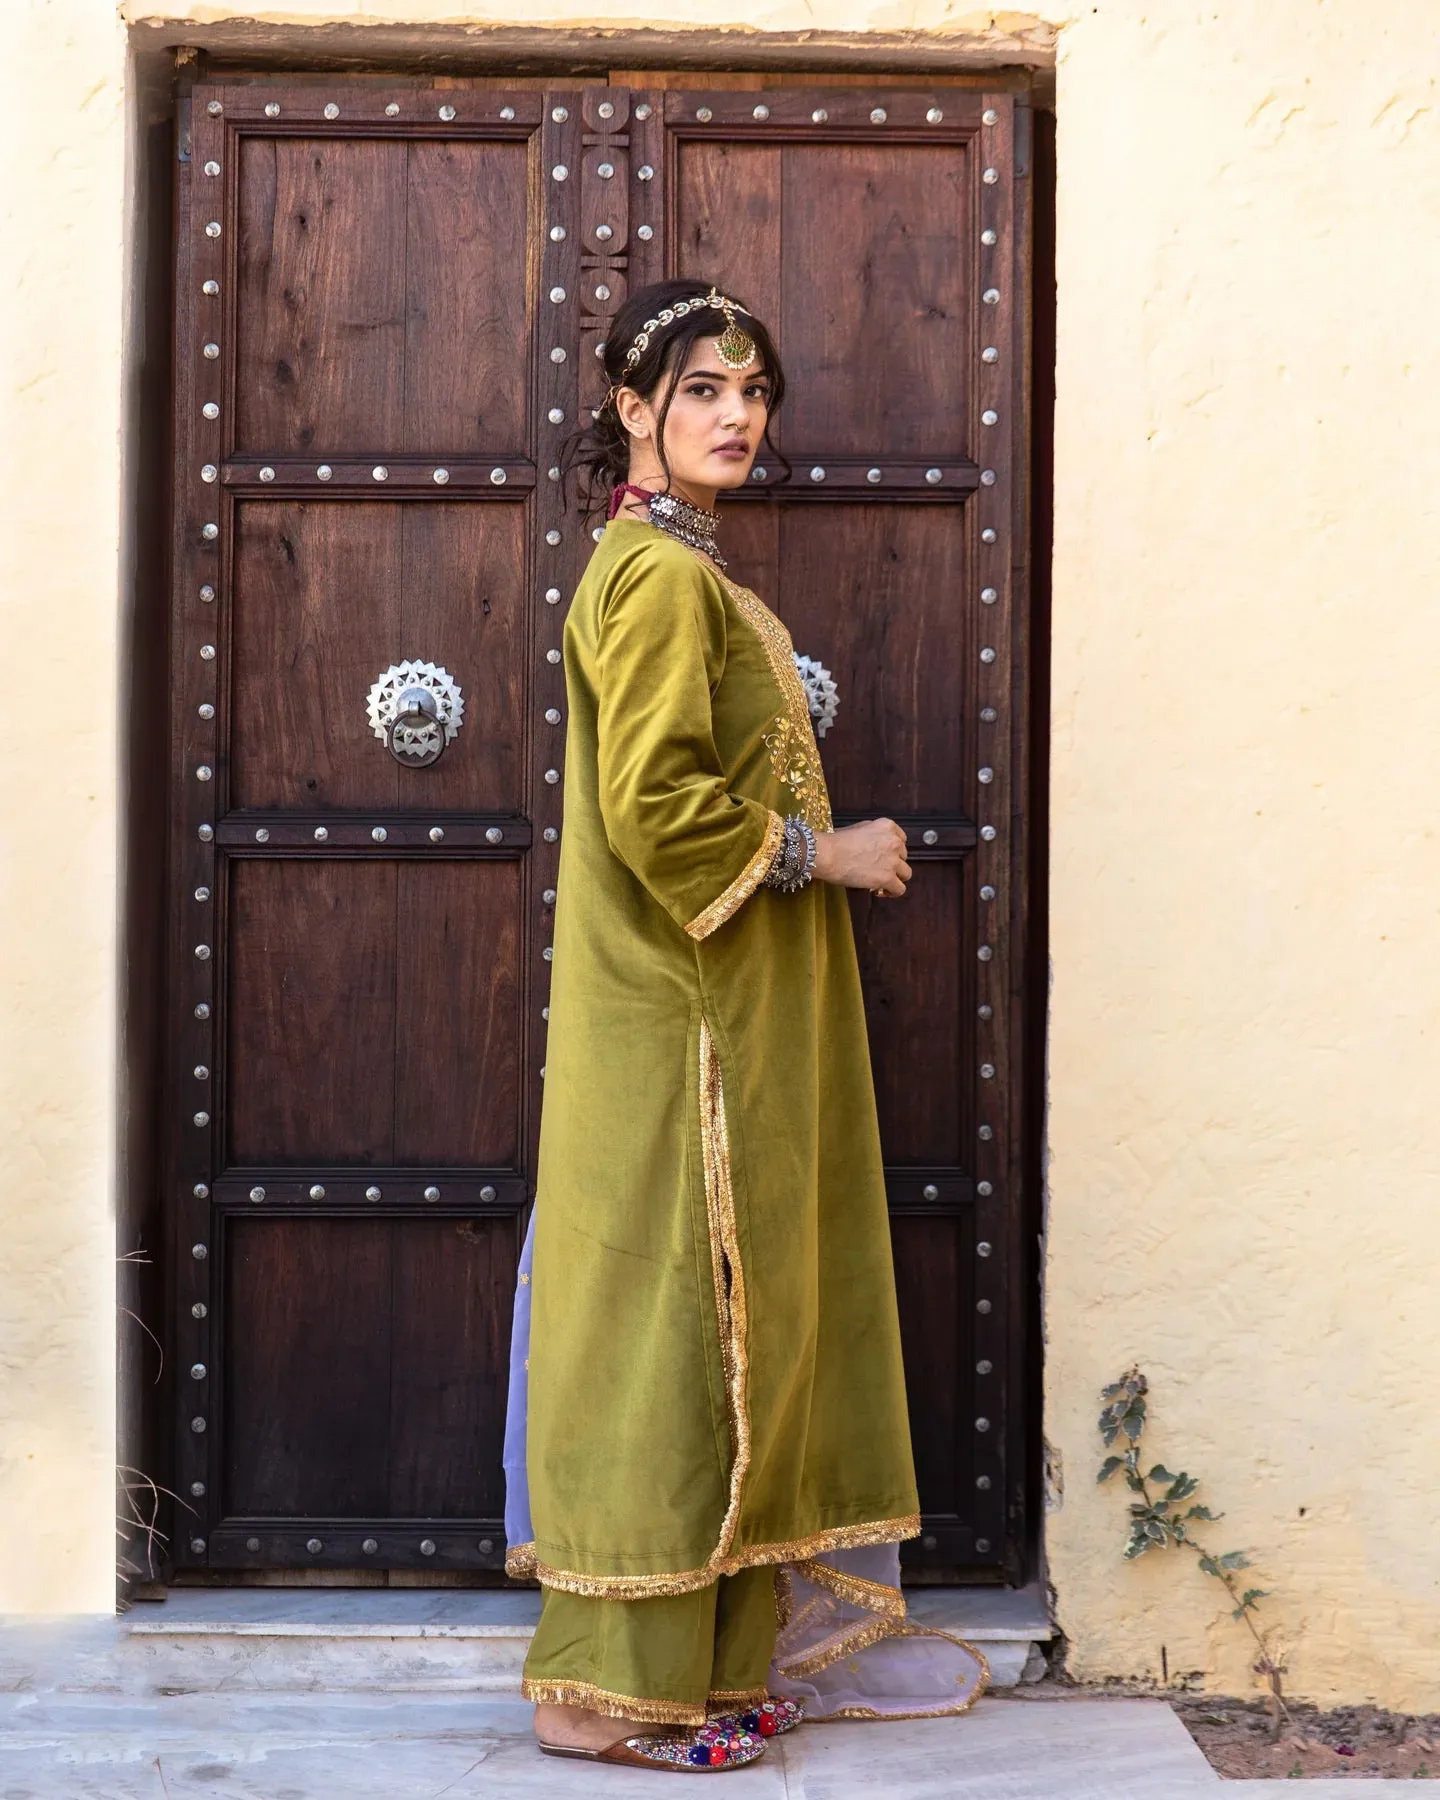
[{"left": 2, "top": 1583, "right": 1054, "bottom": 1697}]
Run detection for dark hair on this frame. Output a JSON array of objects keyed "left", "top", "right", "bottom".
[{"left": 560, "top": 277, "right": 788, "bottom": 520}]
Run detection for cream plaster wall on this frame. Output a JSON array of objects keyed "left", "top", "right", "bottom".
[
  {"left": 1043, "top": 1, "right": 1440, "bottom": 1714},
  {"left": 3, "top": 0, "right": 1435, "bottom": 1709},
  {"left": 0, "top": 2, "right": 128, "bottom": 1613}
]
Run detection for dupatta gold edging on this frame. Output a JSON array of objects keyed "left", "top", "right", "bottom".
[{"left": 771, "top": 1562, "right": 992, "bottom": 1719}]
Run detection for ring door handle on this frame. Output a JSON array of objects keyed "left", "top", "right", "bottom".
[
  {"left": 366, "top": 660, "right": 465, "bottom": 767},
  {"left": 387, "top": 686, "right": 445, "bottom": 767}
]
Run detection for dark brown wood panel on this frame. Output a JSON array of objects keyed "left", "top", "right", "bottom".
[
  {"left": 395, "top": 862, "right": 522, "bottom": 1167},
  {"left": 388, "top": 1216, "right": 517, "bottom": 1516},
  {"left": 755, "top": 504, "right": 969, "bottom": 816},
  {"left": 779, "top": 144, "right": 970, "bottom": 458},
  {"left": 674, "top": 138, "right": 971, "bottom": 458},
  {"left": 225, "top": 1215, "right": 519, "bottom": 1520},
  {"left": 851, "top": 863, "right": 967, "bottom": 1166},
  {"left": 227, "top": 858, "right": 398, "bottom": 1164},
  {"left": 229, "top": 499, "right": 527, "bottom": 813},
  {"left": 236, "top": 137, "right": 408, "bottom": 456},
  {"left": 403, "top": 140, "right": 532, "bottom": 455},
  {"left": 891, "top": 1210, "right": 973, "bottom": 1524},
  {"left": 225, "top": 1216, "right": 393, "bottom": 1516},
  {"left": 398, "top": 501, "right": 527, "bottom": 812},
  {"left": 229, "top": 499, "right": 404, "bottom": 811}
]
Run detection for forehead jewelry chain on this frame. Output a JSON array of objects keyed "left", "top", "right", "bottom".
[{"left": 621, "top": 289, "right": 757, "bottom": 377}]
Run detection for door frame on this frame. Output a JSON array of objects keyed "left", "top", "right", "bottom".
[{"left": 118, "top": 37, "right": 1055, "bottom": 1598}]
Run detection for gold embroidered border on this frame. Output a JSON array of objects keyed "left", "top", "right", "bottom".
[
  {"left": 684, "top": 809, "right": 785, "bottom": 941},
  {"left": 803, "top": 1622, "right": 991, "bottom": 1719},
  {"left": 506, "top": 1540, "right": 537, "bottom": 1579},
  {"left": 790, "top": 1557, "right": 908, "bottom": 1622},
  {"left": 521, "top": 1676, "right": 707, "bottom": 1727},
  {"left": 706, "top": 1686, "right": 770, "bottom": 1715},
  {"left": 697, "top": 1017, "right": 752, "bottom": 1558},
  {"left": 774, "top": 1565, "right": 794, "bottom": 1630},
  {"left": 776, "top": 1613, "right": 897, "bottom": 1681},
  {"left": 526, "top": 1514, "right": 922, "bottom": 1601},
  {"left": 776, "top": 1617, "right": 991, "bottom": 1708},
  {"left": 719, "top": 574, "right": 834, "bottom": 832}
]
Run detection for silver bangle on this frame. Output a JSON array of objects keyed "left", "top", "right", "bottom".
[{"left": 764, "top": 815, "right": 817, "bottom": 893}]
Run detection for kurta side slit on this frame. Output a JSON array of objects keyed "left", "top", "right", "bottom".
[{"left": 511, "top": 518, "right": 945, "bottom": 1719}]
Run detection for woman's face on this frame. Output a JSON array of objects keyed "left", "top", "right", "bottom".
[{"left": 618, "top": 334, "right": 772, "bottom": 505}]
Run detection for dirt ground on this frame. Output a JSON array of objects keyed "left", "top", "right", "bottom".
[
  {"left": 1169, "top": 1695, "right": 1440, "bottom": 1781},
  {"left": 999, "top": 1682, "right": 1440, "bottom": 1780}
]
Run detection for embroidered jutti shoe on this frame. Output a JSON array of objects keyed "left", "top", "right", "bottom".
[
  {"left": 707, "top": 1697, "right": 804, "bottom": 1738},
  {"left": 538, "top": 1720, "right": 767, "bottom": 1770}
]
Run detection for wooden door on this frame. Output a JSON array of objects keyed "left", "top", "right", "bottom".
[{"left": 166, "top": 75, "right": 1035, "bottom": 1580}]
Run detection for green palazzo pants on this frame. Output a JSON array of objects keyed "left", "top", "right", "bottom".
[{"left": 522, "top": 1566, "right": 778, "bottom": 1726}]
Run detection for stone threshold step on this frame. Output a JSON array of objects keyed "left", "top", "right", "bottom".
[{"left": 114, "top": 1581, "right": 1052, "bottom": 1693}]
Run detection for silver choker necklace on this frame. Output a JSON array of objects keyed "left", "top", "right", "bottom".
[{"left": 646, "top": 491, "right": 726, "bottom": 568}]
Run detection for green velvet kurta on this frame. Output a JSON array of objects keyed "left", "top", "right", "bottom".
[{"left": 513, "top": 517, "right": 919, "bottom": 1603}]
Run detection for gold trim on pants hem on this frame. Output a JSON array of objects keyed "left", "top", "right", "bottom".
[
  {"left": 706, "top": 1686, "right": 771, "bottom": 1716},
  {"left": 521, "top": 1677, "right": 708, "bottom": 1727}
]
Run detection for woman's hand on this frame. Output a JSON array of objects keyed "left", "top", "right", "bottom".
[{"left": 812, "top": 819, "right": 912, "bottom": 897}]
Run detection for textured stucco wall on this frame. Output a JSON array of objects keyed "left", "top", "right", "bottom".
[
  {"left": 0, "top": 0, "right": 127, "bottom": 1612},
  {"left": 1044, "top": 2, "right": 1440, "bottom": 1713},
  {"left": 4, "top": 0, "right": 1436, "bottom": 1708}
]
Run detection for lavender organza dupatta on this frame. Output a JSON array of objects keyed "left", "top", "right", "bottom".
[{"left": 503, "top": 1212, "right": 989, "bottom": 1719}]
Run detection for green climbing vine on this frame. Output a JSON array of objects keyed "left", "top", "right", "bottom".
[{"left": 1098, "top": 1366, "right": 1290, "bottom": 1735}]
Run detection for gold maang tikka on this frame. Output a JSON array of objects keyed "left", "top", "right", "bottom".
[{"left": 618, "top": 288, "right": 758, "bottom": 382}]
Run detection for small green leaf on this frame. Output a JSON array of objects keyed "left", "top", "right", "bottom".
[
  {"left": 1124, "top": 1470, "right": 1146, "bottom": 1493},
  {"left": 1198, "top": 1554, "right": 1221, "bottom": 1578},
  {"left": 1219, "top": 1550, "right": 1251, "bottom": 1571},
  {"left": 1183, "top": 1505, "right": 1220, "bottom": 1521},
  {"left": 1097, "top": 1455, "right": 1125, "bottom": 1483},
  {"left": 1148, "top": 1464, "right": 1176, "bottom": 1484},
  {"left": 1123, "top": 1410, "right": 1144, "bottom": 1441},
  {"left": 1167, "top": 1474, "right": 1199, "bottom": 1502},
  {"left": 1238, "top": 1587, "right": 1269, "bottom": 1607}
]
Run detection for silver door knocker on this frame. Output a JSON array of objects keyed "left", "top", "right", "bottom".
[
  {"left": 794, "top": 653, "right": 839, "bottom": 738},
  {"left": 366, "top": 660, "right": 464, "bottom": 767}
]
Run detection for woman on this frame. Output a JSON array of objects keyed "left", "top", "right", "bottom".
[{"left": 504, "top": 278, "right": 988, "bottom": 1771}]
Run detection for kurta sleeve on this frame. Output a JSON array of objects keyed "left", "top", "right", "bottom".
[{"left": 595, "top": 544, "right": 784, "bottom": 940}]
